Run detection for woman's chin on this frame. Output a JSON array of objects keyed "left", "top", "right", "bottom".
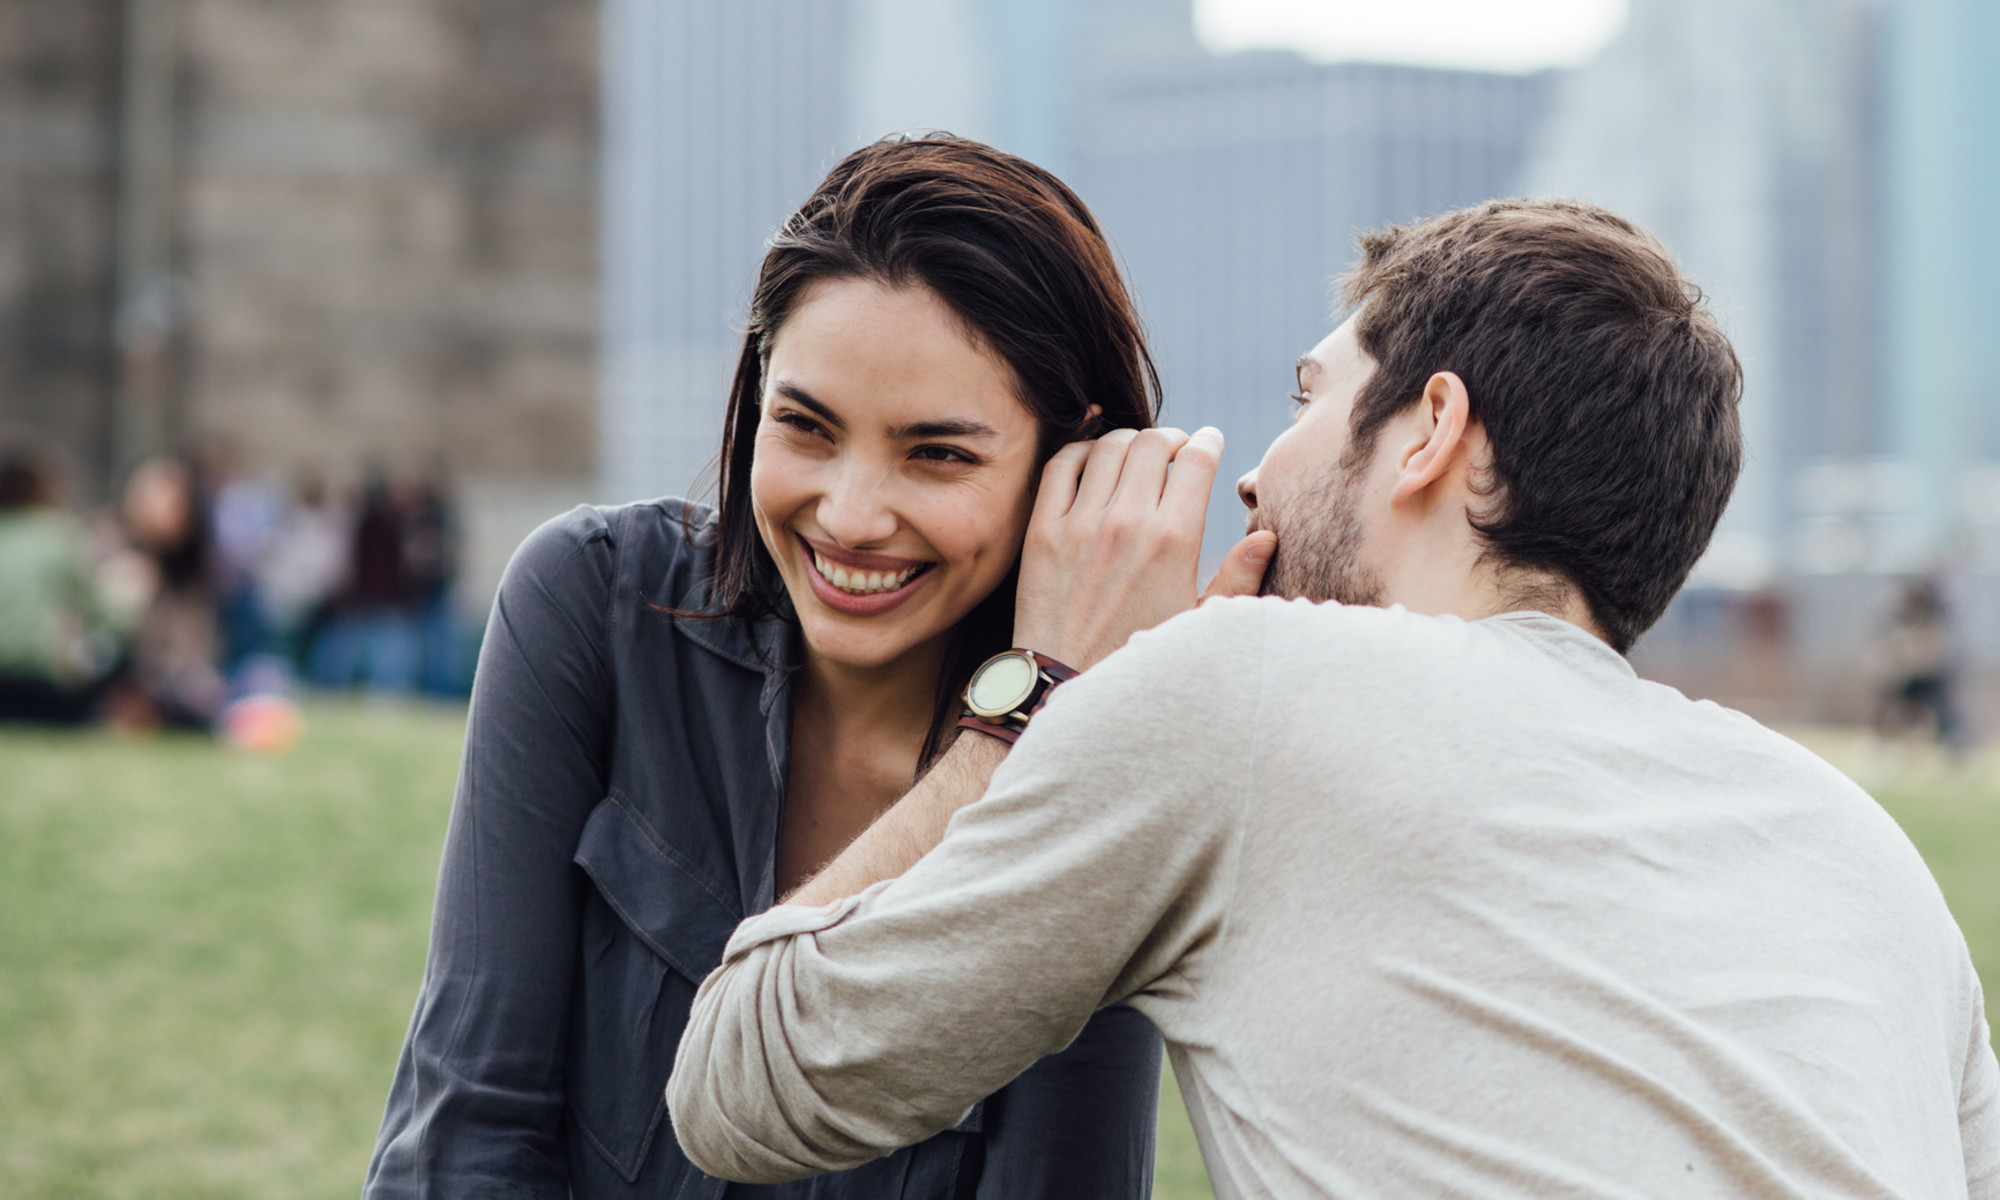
[{"left": 797, "top": 623, "right": 927, "bottom": 673}]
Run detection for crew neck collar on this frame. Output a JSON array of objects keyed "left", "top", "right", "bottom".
[{"left": 1482, "top": 609, "right": 1635, "bottom": 679}]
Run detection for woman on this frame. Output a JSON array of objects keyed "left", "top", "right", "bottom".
[{"left": 366, "top": 136, "right": 1169, "bottom": 1197}]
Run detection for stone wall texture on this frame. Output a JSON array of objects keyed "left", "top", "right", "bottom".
[
  {"left": 0, "top": 0, "right": 598, "bottom": 498},
  {"left": 0, "top": 1, "right": 123, "bottom": 499}
]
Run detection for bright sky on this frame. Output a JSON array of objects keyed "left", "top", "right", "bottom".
[{"left": 1193, "top": 0, "right": 1630, "bottom": 74}]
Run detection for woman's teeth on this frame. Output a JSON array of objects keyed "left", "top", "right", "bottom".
[{"left": 812, "top": 549, "right": 923, "bottom": 596}]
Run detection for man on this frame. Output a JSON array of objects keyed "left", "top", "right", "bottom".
[{"left": 669, "top": 199, "right": 2000, "bottom": 1196}]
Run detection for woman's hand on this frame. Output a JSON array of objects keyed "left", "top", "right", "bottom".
[{"left": 1013, "top": 426, "right": 1277, "bottom": 670}]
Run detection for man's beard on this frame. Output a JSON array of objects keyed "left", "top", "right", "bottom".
[{"left": 1255, "top": 456, "right": 1385, "bottom": 606}]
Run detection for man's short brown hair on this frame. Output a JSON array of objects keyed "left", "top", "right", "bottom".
[{"left": 1342, "top": 198, "right": 1743, "bottom": 652}]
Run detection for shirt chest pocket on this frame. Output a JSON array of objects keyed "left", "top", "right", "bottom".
[{"left": 568, "top": 795, "right": 741, "bottom": 1187}]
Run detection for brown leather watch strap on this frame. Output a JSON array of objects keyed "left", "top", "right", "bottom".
[
  {"left": 956, "top": 649, "right": 1078, "bottom": 745},
  {"left": 956, "top": 710, "right": 1025, "bottom": 744}
]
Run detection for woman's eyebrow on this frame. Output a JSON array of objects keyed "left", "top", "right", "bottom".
[
  {"left": 773, "top": 382, "right": 997, "bottom": 440},
  {"left": 891, "top": 417, "right": 1000, "bottom": 440},
  {"left": 773, "top": 382, "right": 842, "bottom": 427}
]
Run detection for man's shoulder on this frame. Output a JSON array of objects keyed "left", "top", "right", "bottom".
[{"left": 1162, "top": 595, "right": 1486, "bottom": 667}]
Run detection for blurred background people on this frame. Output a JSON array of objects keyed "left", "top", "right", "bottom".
[
  {"left": 1875, "top": 576, "right": 1964, "bottom": 749},
  {"left": 255, "top": 469, "right": 352, "bottom": 673},
  {"left": 111, "top": 454, "right": 225, "bottom": 730},
  {"left": 310, "top": 473, "right": 418, "bottom": 694},
  {"left": 0, "top": 445, "right": 136, "bottom": 724},
  {"left": 206, "top": 445, "right": 284, "bottom": 672},
  {"left": 397, "top": 465, "right": 469, "bottom": 697},
  {"left": 308, "top": 466, "right": 466, "bottom": 697}
]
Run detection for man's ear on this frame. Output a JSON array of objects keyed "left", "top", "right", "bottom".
[{"left": 1390, "top": 371, "right": 1471, "bottom": 505}]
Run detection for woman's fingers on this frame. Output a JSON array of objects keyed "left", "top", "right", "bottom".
[
  {"left": 1160, "top": 427, "right": 1223, "bottom": 526},
  {"left": 1032, "top": 440, "right": 1094, "bottom": 523},
  {"left": 1070, "top": 428, "right": 1141, "bottom": 514},
  {"left": 1111, "top": 427, "right": 1190, "bottom": 511}
]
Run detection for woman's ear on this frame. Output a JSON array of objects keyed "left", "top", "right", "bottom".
[{"left": 1390, "top": 371, "right": 1471, "bottom": 506}]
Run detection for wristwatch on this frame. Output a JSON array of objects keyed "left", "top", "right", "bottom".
[{"left": 955, "top": 649, "right": 1079, "bottom": 745}]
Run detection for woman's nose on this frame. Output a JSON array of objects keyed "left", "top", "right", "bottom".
[
  {"left": 817, "top": 468, "right": 898, "bottom": 547},
  {"left": 1236, "top": 469, "right": 1259, "bottom": 510}
]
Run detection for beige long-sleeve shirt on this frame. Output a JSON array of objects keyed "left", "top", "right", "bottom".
[{"left": 670, "top": 597, "right": 2000, "bottom": 1198}]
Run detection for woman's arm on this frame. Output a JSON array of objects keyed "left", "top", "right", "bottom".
[{"left": 364, "top": 507, "right": 617, "bottom": 1199}]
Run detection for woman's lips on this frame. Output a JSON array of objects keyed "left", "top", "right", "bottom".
[{"left": 797, "top": 535, "right": 934, "bottom": 616}]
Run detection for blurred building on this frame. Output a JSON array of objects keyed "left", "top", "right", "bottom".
[
  {"left": 0, "top": 0, "right": 599, "bottom": 606},
  {"left": 1527, "top": 0, "right": 2000, "bottom": 720},
  {"left": 0, "top": 3, "right": 123, "bottom": 501},
  {"left": 1878, "top": 0, "right": 2000, "bottom": 679},
  {"left": 596, "top": 0, "right": 849, "bottom": 507}
]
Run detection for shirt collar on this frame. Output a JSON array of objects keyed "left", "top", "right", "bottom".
[{"left": 666, "top": 564, "right": 802, "bottom": 713}]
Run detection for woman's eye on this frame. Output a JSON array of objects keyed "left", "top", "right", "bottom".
[
  {"left": 911, "top": 444, "right": 977, "bottom": 466},
  {"left": 775, "top": 412, "right": 829, "bottom": 439},
  {"left": 1288, "top": 392, "right": 1310, "bottom": 420}
]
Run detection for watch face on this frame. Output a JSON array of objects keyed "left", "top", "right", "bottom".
[{"left": 966, "top": 651, "right": 1038, "bottom": 719}]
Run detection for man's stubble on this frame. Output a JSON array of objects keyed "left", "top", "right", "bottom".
[{"left": 1256, "top": 453, "right": 1386, "bottom": 607}]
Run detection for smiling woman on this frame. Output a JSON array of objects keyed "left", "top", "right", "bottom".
[{"left": 362, "top": 134, "right": 1168, "bottom": 1200}]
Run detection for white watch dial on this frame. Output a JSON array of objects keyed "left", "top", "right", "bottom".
[{"left": 967, "top": 652, "right": 1037, "bottom": 718}]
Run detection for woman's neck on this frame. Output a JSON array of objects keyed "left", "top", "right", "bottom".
[
  {"left": 792, "top": 634, "right": 951, "bottom": 756},
  {"left": 777, "top": 634, "right": 953, "bottom": 894}
]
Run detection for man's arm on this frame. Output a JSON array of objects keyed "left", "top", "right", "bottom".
[
  {"left": 667, "top": 600, "right": 1269, "bottom": 1182},
  {"left": 784, "top": 426, "right": 1275, "bottom": 909},
  {"left": 784, "top": 733, "right": 1007, "bottom": 906}
]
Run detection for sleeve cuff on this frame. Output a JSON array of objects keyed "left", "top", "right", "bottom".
[{"left": 721, "top": 879, "right": 894, "bottom": 962}]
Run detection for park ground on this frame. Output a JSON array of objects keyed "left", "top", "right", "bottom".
[{"left": 1, "top": 705, "right": 1996, "bottom": 1200}]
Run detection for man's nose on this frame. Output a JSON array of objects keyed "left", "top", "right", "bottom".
[
  {"left": 1236, "top": 469, "right": 1258, "bottom": 510},
  {"left": 817, "top": 466, "right": 898, "bottom": 546}
]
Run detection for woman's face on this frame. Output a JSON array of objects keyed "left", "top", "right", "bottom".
[{"left": 751, "top": 277, "right": 1042, "bottom": 672}]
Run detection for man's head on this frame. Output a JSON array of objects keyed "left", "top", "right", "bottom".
[{"left": 1237, "top": 199, "right": 1743, "bottom": 652}]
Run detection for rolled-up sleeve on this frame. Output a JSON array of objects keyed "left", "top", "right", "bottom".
[
  {"left": 668, "top": 599, "right": 1271, "bottom": 1182},
  {"left": 365, "top": 507, "right": 616, "bottom": 1199}
]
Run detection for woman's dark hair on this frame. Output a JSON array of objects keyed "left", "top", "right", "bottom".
[{"left": 696, "top": 133, "right": 1161, "bottom": 768}]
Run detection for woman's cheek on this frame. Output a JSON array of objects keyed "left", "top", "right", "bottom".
[{"left": 749, "top": 442, "right": 811, "bottom": 522}]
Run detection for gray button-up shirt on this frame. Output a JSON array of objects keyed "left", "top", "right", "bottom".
[{"left": 364, "top": 499, "right": 1161, "bottom": 1199}]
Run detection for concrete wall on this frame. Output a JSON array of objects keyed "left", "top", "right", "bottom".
[
  {"left": 0, "top": 0, "right": 599, "bottom": 503},
  {"left": 0, "top": 1, "right": 122, "bottom": 500},
  {"left": 176, "top": 0, "right": 598, "bottom": 484}
]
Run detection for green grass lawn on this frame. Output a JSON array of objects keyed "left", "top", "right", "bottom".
[{"left": 0, "top": 710, "right": 1994, "bottom": 1199}]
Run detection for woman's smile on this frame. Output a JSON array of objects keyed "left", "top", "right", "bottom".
[{"left": 797, "top": 533, "right": 936, "bottom": 615}]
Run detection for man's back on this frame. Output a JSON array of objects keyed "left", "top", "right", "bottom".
[
  {"left": 1145, "top": 598, "right": 1995, "bottom": 1197},
  {"left": 669, "top": 598, "right": 1999, "bottom": 1197}
]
